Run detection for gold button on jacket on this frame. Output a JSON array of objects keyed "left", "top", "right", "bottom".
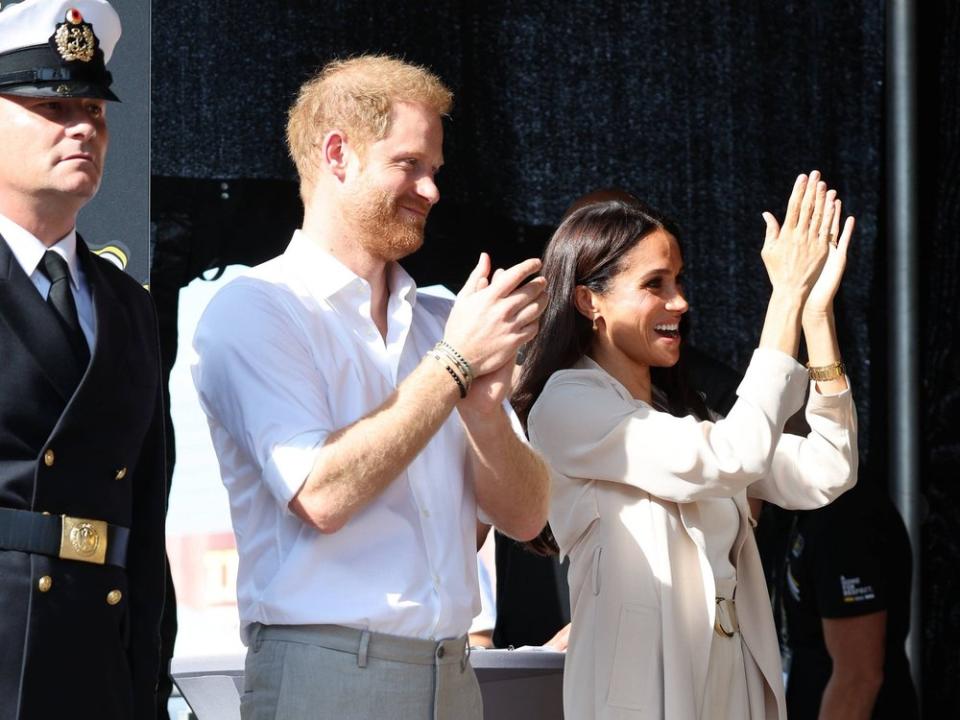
[
  {"left": 114, "top": 467, "right": 127, "bottom": 480},
  {"left": 43, "top": 449, "right": 55, "bottom": 467},
  {"left": 106, "top": 589, "right": 122, "bottom": 605},
  {"left": 38, "top": 576, "right": 52, "bottom": 592}
]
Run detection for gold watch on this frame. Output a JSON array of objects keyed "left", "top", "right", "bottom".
[{"left": 806, "top": 360, "right": 845, "bottom": 382}]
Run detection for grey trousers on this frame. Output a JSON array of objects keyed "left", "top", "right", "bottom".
[{"left": 240, "top": 623, "right": 483, "bottom": 720}]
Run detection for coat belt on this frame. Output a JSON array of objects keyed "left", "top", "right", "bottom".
[{"left": 0, "top": 507, "right": 129, "bottom": 567}]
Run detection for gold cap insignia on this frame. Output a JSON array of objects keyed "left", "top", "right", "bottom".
[{"left": 53, "top": 9, "right": 97, "bottom": 63}]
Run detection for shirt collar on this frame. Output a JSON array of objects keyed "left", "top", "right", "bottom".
[
  {"left": 0, "top": 213, "right": 80, "bottom": 288},
  {"left": 388, "top": 257, "right": 417, "bottom": 308},
  {"left": 285, "top": 229, "right": 418, "bottom": 308}
]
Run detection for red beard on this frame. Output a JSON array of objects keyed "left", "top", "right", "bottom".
[{"left": 346, "top": 185, "right": 428, "bottom": 262}]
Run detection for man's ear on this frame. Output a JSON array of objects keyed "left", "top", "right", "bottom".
[
  {"left": 321, "top": 130, "right": 349, "bottom": 181},
  {"left": 574, "top": 285, "right": 599, "bottom": 323}
]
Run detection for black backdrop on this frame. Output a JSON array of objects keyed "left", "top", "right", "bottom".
[{"left": 152, "top": 1, "right": 959, "bottom": 714}]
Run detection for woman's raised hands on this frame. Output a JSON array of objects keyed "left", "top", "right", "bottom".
[{"left": 760, "top": 171, "right": 835, "bottom": 301}]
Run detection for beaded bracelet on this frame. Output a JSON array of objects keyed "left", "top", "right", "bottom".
[
  {"left": 436, "top": 340, "right": 474, "bottom": 385},
  {"left": 429, "top": 350, "right": 468, "bottom": 398},
  {"left": 443, "top": 365, "right": 467, "bottom": 398}
]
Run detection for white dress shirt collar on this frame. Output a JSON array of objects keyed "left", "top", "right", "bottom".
[
  {"left": 287, "top": 231, "right": 419, "bottom": 386},
  {"left": 0, "top": 213, "right": 81, "bottom": 290},
  {"left": 287, "top": 229, "right": 418, "bottom": 308}
]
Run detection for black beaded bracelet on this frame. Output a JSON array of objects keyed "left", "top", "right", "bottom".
[
  {"left": 437, "top": 340, "right": 474, "bottom": 383},
  {"left": 429, "top": 350, "right": 468, "bottom": 398},
  {"left": 443, "top": 365, "right": 467, "bottom": 398},
  {"left": 433, "top": 344, "right": 472, "bottom": 393}
]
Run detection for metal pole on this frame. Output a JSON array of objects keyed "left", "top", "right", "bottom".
[{"left": 886, "top": 0, "right": 922, "bottom": 706}]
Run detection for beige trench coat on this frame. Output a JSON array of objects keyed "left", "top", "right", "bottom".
[{"left": 528, "top": 349, "right": 858, "bottom": 720}]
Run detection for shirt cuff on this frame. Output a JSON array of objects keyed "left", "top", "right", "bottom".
[{"left": 808, "top": 379, "right": 853, "bottom": 400}]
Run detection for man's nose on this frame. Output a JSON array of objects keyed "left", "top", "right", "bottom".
[
  {"left": 65, "top": 108, "right": 99, "bottom": 140},
  {"left": 417, "top": 175, "right": 440, "bottom": 206}
]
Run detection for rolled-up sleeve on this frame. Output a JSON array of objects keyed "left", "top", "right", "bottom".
[{"left": 192, "top": 279, "right": 332, "bottom": 508}]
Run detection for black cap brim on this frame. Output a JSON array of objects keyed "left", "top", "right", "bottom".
[
  {"left": 0, "top": 80, "right": 119, "bottom": 101},
  {"left": 0, "top": 42, "right": 119, "bottom": 102}
]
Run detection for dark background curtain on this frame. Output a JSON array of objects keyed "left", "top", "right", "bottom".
[
  {"left": 151, "top": 1, "right": 958, "bottom": 714},
  {"left": 916, "top": 0, "right": 959, "bottom": 712}
]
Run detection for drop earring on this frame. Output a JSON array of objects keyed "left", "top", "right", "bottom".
[{"left": 592, "top": 315, "right": 598, "bottom": 331}]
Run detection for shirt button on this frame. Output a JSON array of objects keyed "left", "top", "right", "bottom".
[
  {"left": 38, "top": 576, "right": 53, "bottom": 592},
  {"left": 421, "top": 508, "right": 430, "bottom": 518},
  {"left": 106, "top": 590, "right": 122, "bottom": 605},
  {"left": 43, "top": 449, "right": 55, "bottom": 467},
  {"left": 114, "top": 467, "right": 127, "bottom": 480}
]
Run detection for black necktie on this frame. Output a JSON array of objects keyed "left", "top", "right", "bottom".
[{"left": 39, "top": 251, "right": 90, "bottom": 368}]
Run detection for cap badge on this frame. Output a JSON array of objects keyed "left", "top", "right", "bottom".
[{"left": 53, "top": 9, "right": 96, "bottom": 63}]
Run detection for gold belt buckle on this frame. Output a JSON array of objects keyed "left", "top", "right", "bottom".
[
  {"left": 714, "top": 597, "right": 739, "bottom": 637},
  {"left": 59, "top": 515, "right": 107, "bottom": 565}
]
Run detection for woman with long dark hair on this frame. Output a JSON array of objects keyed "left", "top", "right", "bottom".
[{"left": 513, "top": 172, "right": 858, "bottom": 719}]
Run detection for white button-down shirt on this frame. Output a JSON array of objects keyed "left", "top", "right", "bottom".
[
  {"left": 192, "top": 231, "right": 480, "bottom": 644},
  {"left": 0, "top": 213, "right": 96, "bottom": 350}
]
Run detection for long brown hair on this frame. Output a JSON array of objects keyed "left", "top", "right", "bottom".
[{"left": 513, "top": 198, "right": 709, "bottom": 555}]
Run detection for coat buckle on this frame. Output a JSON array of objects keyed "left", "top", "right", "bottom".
[{"left": 714, "top": 597, "right": 739, "bottom": 637}]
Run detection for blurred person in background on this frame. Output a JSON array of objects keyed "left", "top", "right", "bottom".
[{"left": 780, "top": 473, "right": 918, "bottom": 719}]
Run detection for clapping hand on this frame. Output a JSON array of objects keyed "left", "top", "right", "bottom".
[
  {"left": 804, "top": 195, "right": 855, "bottom": 320},
  {"left": 444, "top": 253, "right": 546, "bottom": 413},
  {"left": 761, "top": 170, "right": 834, "bottom": 299}
]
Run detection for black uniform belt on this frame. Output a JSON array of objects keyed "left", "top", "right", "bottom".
[{"left": 0, "top": 507, "right": 129, "bottom": 568}]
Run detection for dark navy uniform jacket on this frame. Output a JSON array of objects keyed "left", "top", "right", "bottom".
[{"left": 0, "top": 234, "right": 166, "bottom": 720}]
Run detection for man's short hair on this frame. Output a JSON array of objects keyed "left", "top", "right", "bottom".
[{"left": 287, "top": 54, "right": 453, "bottom": 193}]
